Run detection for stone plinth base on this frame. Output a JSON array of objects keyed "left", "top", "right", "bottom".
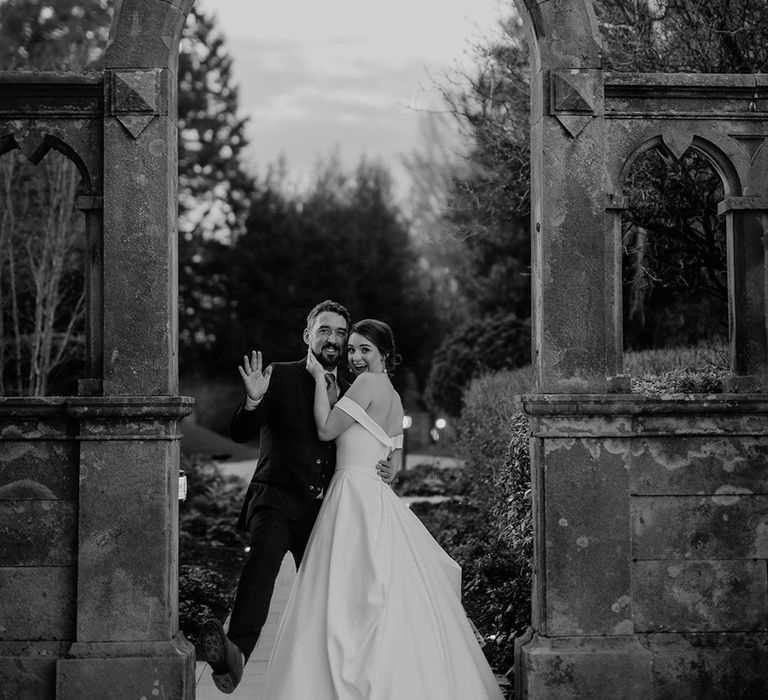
[
  {"left": 0, "top": 642, "right": 66, "bottom": 700},
  {"left": 515, "top": 631, "right": 768, "bottom": 699},
  {"left": 644, "top": 633, "right": 768, "bottom": 700},
  {"left": 515, "top": 632, "right": 653, "bottom": 699},
  {"left": 56, "top": 637, "right": 195, "bottom": 700}
]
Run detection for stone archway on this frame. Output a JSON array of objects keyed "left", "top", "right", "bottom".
[
  {"left": 512, "top": 1, "right": 768, "bottom": 697},
  {"left": 0, "top": 2, "right": 197, "bottom": 698}
]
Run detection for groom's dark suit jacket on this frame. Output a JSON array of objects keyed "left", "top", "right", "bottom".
[{"left": 230, "top": 359, "right": 349, "bottom": 530}]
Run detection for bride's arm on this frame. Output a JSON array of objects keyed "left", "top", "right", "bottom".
[
  {"left": 306, "top": 353, "right": 372, "bottom": 440},
  {"left": 313, "top": 373, "right": 375, "bottom": 441}
]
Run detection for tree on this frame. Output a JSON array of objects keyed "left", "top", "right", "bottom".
[
  {"left": 434, "top": 17, "right": 532, "bottom": 320},
  {"left": 622, "top": 149, "right": 727, "bottom": 348},
  {"left": 177, "top": 7, "right": 255, "bottom": 373},
  {"left": 218, "top": 155, "right": 441, "bottom": 404},
  {"left": 425, "top": 312, "right": 530, "bottom": 417},
  {"left": 0, "top": 0, "right": 110, "bottom": 395},
  {"left": 421, "top": 0, "right": 768, "bottom": 351},
  {"left": 0, "top": 150, "right": 85, "bottom": 395},
  {"left": 0, "top": 0, "right": 112, "bottom": 71},
  {"left": 0, "top": 1, "right": 256, "bottom": 386}
]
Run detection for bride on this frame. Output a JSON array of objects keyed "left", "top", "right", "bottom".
[{"left": 263, "top": 319, "right": 504, "bottom": 700}]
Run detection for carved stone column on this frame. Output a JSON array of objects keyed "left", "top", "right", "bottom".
[
  {"left": 102, "top": 67, "right": 179, "bottom": 395},
  {"left": 55, "top": 397, "right": 195, "bottom": 699},
  {"left": 719, "top": 196, "right": 768, "bottom": 391}
]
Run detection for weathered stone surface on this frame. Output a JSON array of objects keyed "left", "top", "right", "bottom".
[
  {"left": 543, "top": 438, "right": 632, "bottom": 635},
  {"left": 629, "top": 436, "right": 768, "bottom": 495},
  {"left": 56, "top": 637, "right": 195, "bottom": 700},
  {"left": 0, "top": 655, "right": 56, "bottom": 700},
  {"left": 105, "top": 0, "right": 191, "bottom": 72},
  {"left": 513, "top": 0, "right": 601, "bottom": 70},
  {"left": 643, "top": 632, "right": 768, "bottom": 700},
  {"left": 0, "top": 567, "right": 75, "bottom": 640},
  {"left": 0, "top": 441, "right": 77, "bottom": 500},
  {"left": 516, "top": 633, "right": 653, "bottom": 700},
  {"left": 634, "top": 560, "right": 767, "bottom": 632},
  {"left": 632, "top": 495, "right": 768, "bottom": 559},
  {"left": 102, "top": 112, "right": 179, "bottom": 395},
  {"left": 76, "top": 436, "right": 180, "bottom": 641},
  {"left": 0, "top": 501, "right": 77, "bottom": 566}
]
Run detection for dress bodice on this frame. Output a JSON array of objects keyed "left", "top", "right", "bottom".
[{"left": 334, "top": 396, "right": 403, "bottom": 476}]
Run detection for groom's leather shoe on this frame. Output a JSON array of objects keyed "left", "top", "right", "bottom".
[{"left": 201, "top": 619, "right": 244, "bottom": 694}]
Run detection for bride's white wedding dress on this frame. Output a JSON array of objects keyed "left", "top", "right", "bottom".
[{"left": 263, "top": 395, "right": 504, "bottom": 700}]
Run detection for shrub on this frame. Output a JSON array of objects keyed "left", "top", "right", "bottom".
[
  {"left": 393, "top": 462, "right": 466, "bottom": 497},
  {"left": 179, "top": 455, "right": 249, "bottom": 656},
  {"left": 410, "top": 498, "right": 521, "bottom": 678},
  {"left": 456, "top": 367, "right": 531, "bottom": 486},
  {"left": 626, "top": 341, "right": 728, "bottom": 395},
  {"left": 179, "top": 564, "right": 236, "bottom": 653},
  {"left": 491, "top": 414, "right": 533, "bottom": 642},
  {"left": 424, "top": 313, "right": 531, "bottom": 417},
  {"left": 624, "top": 341, "right": 727, "bottom": 376}
]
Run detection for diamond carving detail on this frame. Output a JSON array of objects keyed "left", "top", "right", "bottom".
[{"left": 112, "top": 69, "right": 161, "bottom": 114}]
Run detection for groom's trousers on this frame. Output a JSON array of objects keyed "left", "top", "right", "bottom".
[{"left": 227, "top": 502, "right": 321, "bottom": 660}]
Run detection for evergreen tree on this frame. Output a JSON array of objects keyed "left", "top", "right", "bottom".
[
  {"left": 424, "top": 0, "right": 768, "bottom": 349},
  {"left": 177, "top": 7, "right": 255, "bottom": 372},
  {"left": 222, "top": 155, "right": 439, "bottom": 403}
]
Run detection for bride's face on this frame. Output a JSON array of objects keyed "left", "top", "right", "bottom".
[{"left": 347, "top": 332, "right": 385, "bottom": 375}]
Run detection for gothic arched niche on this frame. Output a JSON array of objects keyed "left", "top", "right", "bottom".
[
  {"left": 618, "top": 140, "right": 729, "bottom": 357},
  {"left": 0, "top": 141, "right": 89, "bottom": 396}
]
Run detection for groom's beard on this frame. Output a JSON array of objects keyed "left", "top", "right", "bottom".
[{"left": 313, "top": 344, "right": 341, "bottom": 369}]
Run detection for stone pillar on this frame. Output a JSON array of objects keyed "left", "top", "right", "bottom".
[
  {"left": 718, "top": 196, "right": 768, "bottom": 392},
  {"left": 530, "top": 67, "right": 618, "bottom": 393},
  {"left": 517, "top": 396, "right": 654, "bottom": 699},
  {"left": 102, "top": 67, "right": 179, "bottom": 395},
  {"left": 56, "top": 397, "right": 195, "bottom": 699}
]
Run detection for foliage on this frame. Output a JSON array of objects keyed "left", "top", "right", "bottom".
[
  {"left": 597, "top": 0, "right": 768, "bottom": 73},
  {"left": 456, "top": 371, "right": 533, "bottom": 651},
  {"left": 179, "top": 564, "right": 234, "bottom": 653},
  {"left": 418, "top": 0, "right": 768, "bottom": 353},
  {"left": 217, "top": 156, "right": 441, "bottom": 402},
  {"left": 425, "top": 312, "right": 530, "bottom": 417},
  {"left": 0, "top": 150, "right": 85, "bottom": 395},
  {"left": 407, "top": 370, "right": 537, "bottom": 678},
  {"left": 392, "top": 462, "right": 467, "bottom": 498},
  {"left": 624, "top": 341, "right": 728, "bottom": 376},
  {"left": 433, "top": 17, "right": 532, "bottom": 320},
  {"left": 448, "top": 344, "right": 736, "bottom": 681},
  {"left": 621, "top": 137, "right": 727, "bottom": 349},
  {"left": 0, "top": 0, "right": 111, "bottom": 396},
  {"left": 0, "top": 1, "right": 257, "bottom": 394},
  {"left": 0, "top": 0, "right": 112, "bottom": 71},
  {"left": 490, "top": 413, "right": 533, "bottom": 642},
  {"left": 178, "top": 455, "right": 249, "bottom": 655},
  {"left": 456, "top": 366, "right": 531, "bottom": 481},
  {"left": 410, "top": 498, "right": 520, "bottom": 679},
  {"left": 177, "top": 8, "right": 255, "bottom": 373}
]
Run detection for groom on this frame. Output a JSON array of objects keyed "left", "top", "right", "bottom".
[{"left": 202, "top": 300, "right": 393, "bottom": 694}]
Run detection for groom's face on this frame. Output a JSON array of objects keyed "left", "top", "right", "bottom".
[{"left": 304, "top": 311, "right": 348, "bottom": 369}]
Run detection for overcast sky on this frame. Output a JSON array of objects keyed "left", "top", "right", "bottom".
[{"left": 196, "top": 0, "right": 506, "bottom": 195}]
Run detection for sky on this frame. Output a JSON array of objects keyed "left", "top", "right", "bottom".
[{"left": 196, "top": 0, "right": 507, "bottom": 196}]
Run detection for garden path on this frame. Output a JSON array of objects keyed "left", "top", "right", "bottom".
[{"left": 195, "top": 553, "right": 295, "bottom": 699}]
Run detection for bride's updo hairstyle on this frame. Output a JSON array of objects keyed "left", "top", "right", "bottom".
[{"left": 350, "top": 319, "right": 402, "bottom": 375}]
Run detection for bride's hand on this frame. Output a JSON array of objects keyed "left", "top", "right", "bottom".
[{"left": 306, "top": 351, "right": 326, "bottom": 380}]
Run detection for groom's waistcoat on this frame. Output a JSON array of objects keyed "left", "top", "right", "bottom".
[{"left": 230, "top": 360, "right": 344, "bottom": 528}]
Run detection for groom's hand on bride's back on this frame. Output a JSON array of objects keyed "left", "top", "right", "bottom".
[
  {"left": 376, "top": 455, "right": 398, "bottom": 485},
  {"left": 238, "top": 350, "right": 273, "bottom": 409}
]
